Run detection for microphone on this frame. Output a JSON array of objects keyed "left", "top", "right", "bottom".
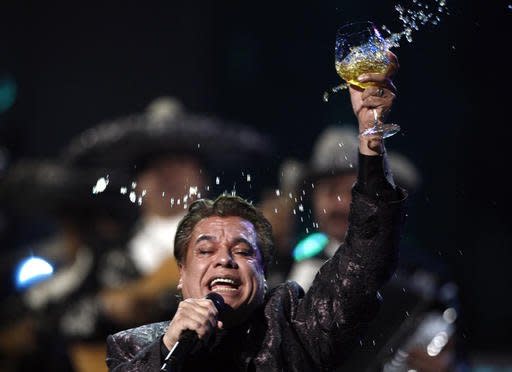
[{"left": 160, "top": 292, "right": 225, "bottom": 371}]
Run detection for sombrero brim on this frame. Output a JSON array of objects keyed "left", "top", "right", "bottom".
[
  {"left": 0, "top": 159, "right": 134, "bottom": 218},
  {"left": 62, "top": 112, "right": 275, "bottom": 174}
]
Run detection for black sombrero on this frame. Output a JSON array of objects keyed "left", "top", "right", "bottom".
[{"left": 62, "top": 97, "right": 275, "bottom": 175}]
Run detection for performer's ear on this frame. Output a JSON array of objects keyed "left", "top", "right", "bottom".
[{"left": 177, "top": 278, "right": 183, "bottom": 290}]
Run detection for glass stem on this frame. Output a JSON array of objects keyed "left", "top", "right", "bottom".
[{"left": 372, "top": 109, "right": 381, "bottom": 129}]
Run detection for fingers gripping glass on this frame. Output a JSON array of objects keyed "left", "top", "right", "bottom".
[{"left": 325, "top": 21, "right": 400, "bottom": 139}]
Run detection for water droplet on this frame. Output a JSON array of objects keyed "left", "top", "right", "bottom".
[
  {"left": 189, "top": 186, "right": 198, "bottom": 196},
  {"left": 246, "top": 174, "right": 251, "bottom": 182},
  {"left": 120, "top": 187, "right": 127, "bottom": 195},
  {"left": 131, "top": 181, "right": 137, "bottom": 189},
  {"left": 129, "top": 191, "right": 136, "bottom": 203},
  {"left": 275, "top": 189, "right": 280, "bottom": 196},
  {"left": 216, "top": 177, "right": 220, "bottom": 185},
  {"left": 383, "top": 0, "right": 448, "bottom": 48},
  {"left": 298, "top": 204, "right": 304, "bottom": 212},
  {"left": 92, "top": 176, "right": 109, "bottom": 194}
]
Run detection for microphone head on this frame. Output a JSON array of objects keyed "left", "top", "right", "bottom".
[{"left": 205, "top": 292, "right": 226, "bottom": 313}]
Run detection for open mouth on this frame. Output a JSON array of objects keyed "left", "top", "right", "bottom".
[{"left": 208, "top": 277, "right": 241, "bottom": 293}]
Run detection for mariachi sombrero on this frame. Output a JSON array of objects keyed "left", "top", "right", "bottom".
[{"left": 61, "top": 97, "right": 275, "bottom": 175}]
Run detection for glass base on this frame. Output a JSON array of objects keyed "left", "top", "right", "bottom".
[{"left": 360, "top": 123, "right": 400, "bottom": 139}]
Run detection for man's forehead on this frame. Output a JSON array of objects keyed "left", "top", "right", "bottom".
[{"left": 192, "top": 216, "right": 256, "bottom": 239}]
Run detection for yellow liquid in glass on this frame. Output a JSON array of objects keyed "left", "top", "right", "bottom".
[{"left": 335, "top": 43, "right": 390, "bottom": 89}]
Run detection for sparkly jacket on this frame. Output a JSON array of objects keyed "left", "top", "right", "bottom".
[{"left": 106, "top": 162, "right": 406, "bottom": 371}]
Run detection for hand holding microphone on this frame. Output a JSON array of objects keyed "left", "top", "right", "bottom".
[{"left": 161, "top": 292, "right": 225, "bottom": 371}]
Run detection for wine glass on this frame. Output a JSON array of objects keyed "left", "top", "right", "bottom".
[{"left": 334, "top": 21, "right": 400, "bottom": 138}]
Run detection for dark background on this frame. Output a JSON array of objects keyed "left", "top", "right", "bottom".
[{"left": 0, "top": 0, "right": 510, "bottom": 363}]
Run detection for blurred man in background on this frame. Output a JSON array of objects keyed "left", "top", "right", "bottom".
[
  {"left": 257, "top": 158, "right": 305, "bottom": 289},
  {"left": 63, "top": 96, "right": 273, "bottom": 327},
  {"left": 287, "top": 124, "right": 467, "bottom": 371},
  {"left": 0, "top": 159, "right": 138, "bottom": 372}
]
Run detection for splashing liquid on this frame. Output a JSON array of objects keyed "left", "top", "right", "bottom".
[
  {"left": 323, "top": 84, "right": 348, "bottom": 102},
  {"left": 335, "top": 37, "right": 390, "bottom": 88},
  {"left": 383, "top": 0, "right": 449, "bottom": 47},
  {"left": 323, "top": 0, "right": 449, "bottom": 102}
]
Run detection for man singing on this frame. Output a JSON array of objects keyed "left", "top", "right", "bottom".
[{"left": 106, "top": 52, "right": 406, "bottom": 371}]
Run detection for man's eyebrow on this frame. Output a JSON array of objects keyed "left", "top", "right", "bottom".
[
  {"left": 231, "top": 237, "right": 256, "bottom": 250},
  {"left": 194, "top": 235, "right": 256, "bottom": 249},
  {"left": 195, "top": 235, "right": 215, "bottom": 244}
]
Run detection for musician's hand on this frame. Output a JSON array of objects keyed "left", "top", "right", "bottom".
[{"left": 163, "top": 297, "right": 223, "bottom": 351}]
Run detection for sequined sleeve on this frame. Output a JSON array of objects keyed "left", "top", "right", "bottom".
[
  {"left": 293, "top": 186, "right": 406, "bottom": 369},
  {"left": 106, "top": 321, "right": 168, "bottom": 371}
]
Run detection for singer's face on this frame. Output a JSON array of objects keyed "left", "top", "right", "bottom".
[{"left": 179, "top": 216, "right": 266, "bottom": 325}]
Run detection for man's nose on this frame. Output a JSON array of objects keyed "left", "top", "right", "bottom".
[{"left": 215, "top": 249, "right": 238, "bottom": 268}]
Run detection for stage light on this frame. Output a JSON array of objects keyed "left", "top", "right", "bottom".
[
  {"left": 0, "top": 73, "right": 17, "bottom": 114},
  {"left": 15, "top": 256, "right": 54, "bottom": 290},
  {"left": 293, "top": 232, "right": 329, "bottom": 261}
]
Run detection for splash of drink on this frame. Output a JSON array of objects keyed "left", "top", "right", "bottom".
[
  {"left": 335, "top": 36, "right": 390, "bottom": 88},
  {"left": 323, "top": 0, "right": 449, "bottom": 102},
  {"left": 382, "top": 0, "right": 449, "bottom": 47}
]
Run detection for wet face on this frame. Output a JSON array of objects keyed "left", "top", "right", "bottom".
[
  {"left": 178, "top": 216, "right": 266, "bottom": 326},
  {"left": 312, "top": 172, "right": 357, "bottom": 242}
]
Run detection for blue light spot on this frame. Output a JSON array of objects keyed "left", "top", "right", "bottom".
[
  {"left": 293, "top": 232, "right": 329, "bottom": 261},
  {"left": 15, "top": 256, "right": 54, "bottom": 289},
  {"left": 0, "top": 74, "right": 17, "bottom": 114}
]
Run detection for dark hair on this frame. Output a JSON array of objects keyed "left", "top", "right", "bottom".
[{"left": 174, "top": 194, "right": 274, "bottom": 274}]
